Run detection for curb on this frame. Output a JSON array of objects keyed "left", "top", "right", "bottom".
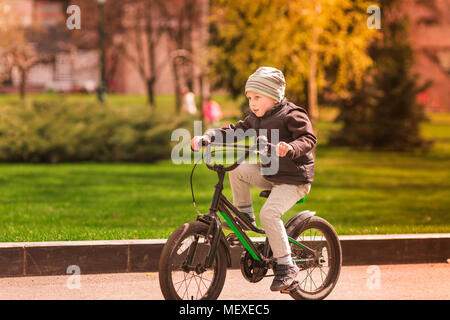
[{"left": 0, "top": 234, "right": 449, "bottom": 277}]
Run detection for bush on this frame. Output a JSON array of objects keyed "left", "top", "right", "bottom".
[{"left": 0, "top": 98, "right": 192, "bottom": 163}]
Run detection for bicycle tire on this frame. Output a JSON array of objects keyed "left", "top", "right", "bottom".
[
  {"left": 288, "top": 216, "right": 342, "bottom": 300},
  {"left": 159, "top": 221, "right": 228, "bottom": 300}
]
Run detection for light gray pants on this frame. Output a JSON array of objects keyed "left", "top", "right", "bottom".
[{"left": 228, "top": 161, "right": 311, "bottom": 259}]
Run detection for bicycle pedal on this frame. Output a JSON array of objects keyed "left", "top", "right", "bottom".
[{"left": 280, "top": 281, "right": 299, "bottom": 294}]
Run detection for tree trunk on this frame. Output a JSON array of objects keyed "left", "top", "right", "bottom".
[
  {"left": 173, "top": 59, "right": 181, "bottom": 114},
  {"left": 146, "top": 78, "right": 155, "bottom": 109},
  {"left": 19, "top": 68, "right": 27, "bottom": 100},
  {"left": 308, "top": 25, "right": 319, "bottom": 136},
  {"left": 199, "top": 75, "right": 205, "bottom": 129},
  {"left": 199, "top": 0, "right": 210, "bottom": 129},
  {"left": 184, "top": 1, "right": 195, "bottom": 92},
  {"left": 145, "top": 0, "right": 157, "bottom": 110}
]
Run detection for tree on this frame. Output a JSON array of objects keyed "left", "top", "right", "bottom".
[
  {"left": 209, "top": 0, "right": 377, "bottom": 132},
  {"left": 0, "top": 0, "right": 52, "bottom": 99},
  {"left": 66, "top": 0, "right": 163, "bottom": 107},
  {"left": 155, "top": 0, "right": 203, "bottom": 113},
  {"left": 7, "top": 42, "right": 52, "bottom": 100},
  {"left": 112, "top": 0, "right": 167, "bottom": 109},
  {"left": 68, "top": 0, "right": 122, "bottom": 97},
  {"left": 330, "top": 1, "right": 433, "bottom": 151}
]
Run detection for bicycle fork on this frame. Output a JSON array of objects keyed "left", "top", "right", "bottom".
[{"left": 203, "top": 214, "right": 223, "bottom": 269}]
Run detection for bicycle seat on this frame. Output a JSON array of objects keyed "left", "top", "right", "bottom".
[{"left": 259, "top": 190, "right": 306, "bottom": 204}]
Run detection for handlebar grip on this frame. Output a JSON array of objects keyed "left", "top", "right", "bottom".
[
  {"left": 201, "top": 136, "right": 211, "bottom": 146},
  {"left": 191, "top": 136, "right": 211, "bottom": 152}
]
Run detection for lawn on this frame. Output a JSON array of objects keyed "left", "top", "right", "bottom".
[{"left": 0, "top": 93, "right": 448, "bottom": 241}]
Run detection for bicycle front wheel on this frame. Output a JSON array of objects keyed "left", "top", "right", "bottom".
[
  {"left": 158, "top": 221, "right": 228, "bottom": 300},
  {"left": 288, "top": 216, "right": 342, "bottom": 300}
]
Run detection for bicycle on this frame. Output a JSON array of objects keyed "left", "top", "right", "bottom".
[{"left": 158, "top": 136, "right": 342, "bottom": 300}]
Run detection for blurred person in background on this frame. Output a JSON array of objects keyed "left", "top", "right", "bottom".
[
  {"left": 203, "top": 95, "right": 223, "bottom": 127},
  {"left": 181, "top": 86, "right": 197, "bottom": 115}
]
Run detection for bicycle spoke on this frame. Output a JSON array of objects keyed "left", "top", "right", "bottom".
[
  {"left": 172, "top": 247, "right": 216, "bottom": 300},
  {"left": 298, "top": 276, "right": 306, "bottom": 287},
  {"left": 181, "top": 272, "right": 190, "bottom": 299},
  {"left": 306, "top": 267, "right": 317, "bottom": 291},
  {"left": 199, "top": 273, "right": 210, "bottom": 291},
  {"left": 175, "top": 273, "right": 187, "bottom": 292},
  {"left": 319, "top": 266, "right": 325, "bottom": 284},
  {"left": 200, "top": 274, "right": 213, "bottom": 285},
  {"left": 293, "top": 227, "right": 334, "bottom": 294},
  {"left": 191, "top": 273, "right": 202, "bottom": 300},
  {"left": 160, "top": 222, "right": 228, "bottom": 300}
]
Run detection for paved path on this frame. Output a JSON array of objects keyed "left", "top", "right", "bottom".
[{"left": 0, "top": 263, "right": 448, "bottom": 300}]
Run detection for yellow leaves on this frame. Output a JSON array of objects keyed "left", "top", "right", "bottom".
[{"left": 210, "top": 0, "right": 379, "bottom": 102}]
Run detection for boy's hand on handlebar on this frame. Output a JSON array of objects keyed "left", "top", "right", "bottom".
[
  {"left": 276, "top": 142, "right": 293, "bottom": 157},
  {"left": 191, "top": 136, "right": 202, "bottom": 151},
  {"left": 191, "top": 135, "right": 210, "bottom": 151}
]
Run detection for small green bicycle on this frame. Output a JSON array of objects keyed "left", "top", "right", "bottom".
[{"left": 159, "top": 138, "right": 342, "bottom": 300}]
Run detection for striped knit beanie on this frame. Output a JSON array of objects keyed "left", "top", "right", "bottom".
[{"left": 245, "top": 67, "right": 286, "bottom": 102}]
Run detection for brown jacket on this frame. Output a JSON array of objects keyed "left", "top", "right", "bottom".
[{"left": 205, "top": 98, "right": 316, "bottom": 185}]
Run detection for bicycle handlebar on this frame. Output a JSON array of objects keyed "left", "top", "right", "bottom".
[{"left": 192, "top": 135, "right": 293, "bottom": 172}]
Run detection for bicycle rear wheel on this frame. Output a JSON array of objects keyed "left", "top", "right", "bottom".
[
  {"left": 159, "top": 221, "right": 228, "bottom": 300},
  {"left": 288, "top": 216, "right": 342, "bottom": 300}
]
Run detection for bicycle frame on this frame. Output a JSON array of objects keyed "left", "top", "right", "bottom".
[{"left": 195, "top": 164, "right": 317, "bottom": 270}]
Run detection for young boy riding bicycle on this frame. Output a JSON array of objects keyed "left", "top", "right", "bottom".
[{"left": 191, "top": 66, "right": 316, "bottom": 291}]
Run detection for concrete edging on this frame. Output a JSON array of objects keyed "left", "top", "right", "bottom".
[{"left": 0, "top": 234, "right": 449, "bottom": 277}]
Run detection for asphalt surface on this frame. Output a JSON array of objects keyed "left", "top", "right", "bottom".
[{"left": 0, "top": 263, "right": 448, "bottom": 300}]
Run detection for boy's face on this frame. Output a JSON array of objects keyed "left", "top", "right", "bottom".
[{"left": 246, "top": 91, "right": 278, "bottom": 118}]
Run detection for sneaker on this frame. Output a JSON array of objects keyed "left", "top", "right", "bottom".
[
  {"left": 221, "top": 212, "right": 257, "bottom": 231},
  {"left": 270, "top": 263, "right": 299, "bottom": 292}
]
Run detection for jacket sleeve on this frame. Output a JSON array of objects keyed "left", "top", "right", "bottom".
[
  {"left": 285, "top": 109, "right": 317, "bottom": 159},
  {"left": 204, "top": 116, "right": 252, "bottom": 144}
]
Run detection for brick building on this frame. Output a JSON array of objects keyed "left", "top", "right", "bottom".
[
  {"left": 0, "top": 0, "right": 206, "bottom": 96},
  {"left": 400, "top": 0, "right": 450, "bottom": 111},
  {"left": 0, "top": 0, "right": 100, "bottom": 93}
]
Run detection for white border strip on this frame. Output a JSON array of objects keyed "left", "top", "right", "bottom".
[{"left": 0, "top": 234, "right": 449, "bottom": 248}]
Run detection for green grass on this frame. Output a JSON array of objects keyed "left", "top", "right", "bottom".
[{"left": 0, "top": 93, "right": 449, "bottom": 241}]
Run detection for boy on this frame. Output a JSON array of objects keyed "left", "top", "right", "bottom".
[{"left": 191, "top": 67, "right": 316, "bottom": 291}]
